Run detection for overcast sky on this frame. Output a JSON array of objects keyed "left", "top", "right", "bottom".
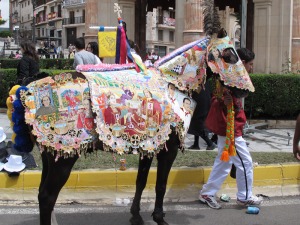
[{"left": 0, "top": 0, "right": 9, "bottom": 28}]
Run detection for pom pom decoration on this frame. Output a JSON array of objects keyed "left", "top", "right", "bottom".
[
  {"left": 6, "top": 85, "right": 20, "bottom": 143},
  {"left": 9, "top": 86, "right": 34, "bottom": 153},
  {"left": 15, "top": 86, "right": 28, "bottom": 100}
]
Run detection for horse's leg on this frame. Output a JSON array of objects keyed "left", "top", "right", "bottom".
[
  {"left": 152, "top": 131, "right": 179, "bottom": 225},
  {"left": 39, "top": 151, "right": 49, "bottom": 193},
  {"left": 129, "top": 154, "right": 153, "bottom": 225},
  {"left": 38, "top": 151, "right": 78, "bottom": 225}
]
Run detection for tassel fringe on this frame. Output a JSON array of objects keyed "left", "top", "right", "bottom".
[{"left": 221, "top": 101, "right": 236, "bottom": 161}]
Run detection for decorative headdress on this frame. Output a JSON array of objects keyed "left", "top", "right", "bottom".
[{"left": 202, "top": 0, "right": 255, "bottom": 161}]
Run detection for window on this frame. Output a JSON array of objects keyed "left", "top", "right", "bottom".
[
  {"left": 69, "top": 11, "right": 75, "bottom": 24},
  {"left": 157, "top": 6, "right": 163, "bottom": 24},
  {"left": 58, "top": 5, "right": 62, "bottom": 17},
  {"left": 154, "top": 45, "right": 167, "bottom": 58},
  {"left": 28, "top": 14, "right": 30, "bottom": 20},
  {"left": 169, "top": 10, "right": 175, "bottom": 19},
  {"left": 82, "top": 10, "right": 85, "bottom": 23},
  {"left": 169, "top": 31, "right": 174, "bottom": 42},
  {"left": 158, "top": 30, "right": 163, "bottom": 41},
  {"left": 51, "top": 7, "right": 54, "bottom": 13}
]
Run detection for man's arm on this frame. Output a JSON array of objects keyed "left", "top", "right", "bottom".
[
  {"left": 73, "top": 53, "right": 83, "bottom": 69},
  {"left": 293, "top": 114, "right": 300, "bottom": 159}
]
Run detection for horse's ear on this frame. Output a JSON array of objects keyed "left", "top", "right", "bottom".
[{"left": 217, "top": 28, "right": 227, "bottom": 38}]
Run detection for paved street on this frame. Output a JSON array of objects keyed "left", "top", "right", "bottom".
[{"left": 0, "top": 196, "right": 300, "bottom": 225}]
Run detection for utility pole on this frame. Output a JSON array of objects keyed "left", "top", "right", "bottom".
[{"left": 32, "top": 0, "right": 37, "bottom": 43}]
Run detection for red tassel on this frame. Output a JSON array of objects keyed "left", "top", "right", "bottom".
[{"left": 120, "top": 27, "right": 127, "bottom": 64}]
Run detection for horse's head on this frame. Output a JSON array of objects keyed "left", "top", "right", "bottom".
[{"left": 206, "top": 29, "right": 255, "bottom": 97}]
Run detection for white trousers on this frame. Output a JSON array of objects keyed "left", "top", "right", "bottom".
[{"left": 200, "top": 135, "right": 253, "bottom": 200}]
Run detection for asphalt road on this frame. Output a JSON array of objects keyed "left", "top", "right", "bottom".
[{"left": 0, "top": 196, "right": 300, "bottom": 225}]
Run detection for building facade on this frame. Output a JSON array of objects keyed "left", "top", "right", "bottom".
[
  {"left": 146, "top": 7, "right": 176, "bottom": 56},
  {"left": 7, "top": 0, "right": 300, "bottom": 74}
]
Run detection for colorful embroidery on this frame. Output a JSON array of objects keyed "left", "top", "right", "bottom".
[
  {"left": 24, "top": 70, "right": 195, "bottom": 156},
  {"left": 157, "top": 38, "right": 209, "bottom": 92},
  {"left": 25, "top": 73, "right": 96, "bottom": 155},
  {"left": 83, "top": 68, "right": 195, "bottom": 156}
]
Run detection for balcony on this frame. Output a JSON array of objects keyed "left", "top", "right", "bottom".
[
  {"left": 48, "top": 12, "right": 57, "bottom": 20},
  {"left": 63, "top": 16, "right": 85, "bottom": 25},
  {"left": 157, "top": 17, "right": 175, "bottom": 30},
  {"left": 63, "top": 0, "right": 86, "bottom": 7},
  {"left": 48, "top": 12, "right": 62, "bottom": 20}
]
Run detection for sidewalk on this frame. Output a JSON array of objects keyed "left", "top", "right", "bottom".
[
  {"left": 0, "top": 110, "right": 299, "bottom": 205},
  {"left": 0, "top": 110, "right": 295, "bottom": 152}
]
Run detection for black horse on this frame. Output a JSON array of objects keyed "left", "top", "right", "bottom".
[{"left": 25, "top": 23, "right": 252, "bottom": 225}]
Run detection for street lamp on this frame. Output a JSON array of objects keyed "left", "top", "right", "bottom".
[{"left": 32, "top": 0, "right": 37, "bottom": 43}]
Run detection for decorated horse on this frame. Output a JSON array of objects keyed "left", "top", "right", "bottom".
[{"left": 9, "top": 1, "right": 255, "bottom": 225}]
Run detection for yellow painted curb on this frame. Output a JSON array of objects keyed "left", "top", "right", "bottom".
[{"left": 0, "top": 164, "right": 299, "bottom": 189}]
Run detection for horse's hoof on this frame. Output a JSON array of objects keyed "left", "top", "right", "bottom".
[
  {"left": 152, "top": 211, "right": 169, "bottom": 225},
  {"left": 129, "top": 214, "right": 144, "bottom": 225},
  {"left": 130, "top": 203, "right": 140, "bottom": 215}
]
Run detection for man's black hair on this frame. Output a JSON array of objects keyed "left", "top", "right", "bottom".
[
  {"left": 168, "top": 83, "right": 175, "bottom": 88},
  {"left": 183, "top": 97, "right": 191, "bottom": 103},
  {"left": 236, "top": 48, "right": 255, "bottom": 63},
  {"left": 74, "top": 37, "right": 85, "bottom": 50}
]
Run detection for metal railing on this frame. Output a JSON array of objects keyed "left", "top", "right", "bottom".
[
  {"left": 63, "top": 0, "right": 86, "bottom": 6},
  {"left": 63, "top": 16, "right": 85, "bottom": 25}
]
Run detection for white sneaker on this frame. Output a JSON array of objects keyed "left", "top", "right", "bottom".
[
  {"left": 199, "top": 195, "right": 221, "bottom": 209},
  {"left": 236, "top": 195, "right": 263, "bottom": 206}
]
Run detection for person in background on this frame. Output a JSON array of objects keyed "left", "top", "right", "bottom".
[
  {"left": 293, "top": 114, "right": 300, "bottom": 160},
  {"left": 73, "top": 37, "right": 100, "bottom": 69},
  {"left": 199, "top": 48, "right": 263, "bottom": 209},
  {"left": 69, "top": 50, "right": 75, "bottom": 59},
  {"left": 68, "top": 44, "right": 74, "bottom": 58},
  {"left": 16, "top": 41, "right": 40, "bottom": 86},
  {"left": 9, "top": 51, "right": 15, "bottom": 59},
  {"left": 188, "top": 80, "right": 216, "bottom": 150},
  {"left": 6, "top": 36, "right": 11, "bottom": 49},
  {"left": 56, "top": 45, "right": 62, "bottom": 58},
  {"left": 14, "top": 50, "right": 22, "bottom": 59},
  {"left": 86, "top": 41, "right": 102, "bottom": 63}
]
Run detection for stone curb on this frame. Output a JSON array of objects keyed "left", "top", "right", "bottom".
[
  {"left": 0, "top": 163, "right": 299, "bottom": 189},
  {"left": 0, "top": 164, "right": 299, "bottom": 205}
]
